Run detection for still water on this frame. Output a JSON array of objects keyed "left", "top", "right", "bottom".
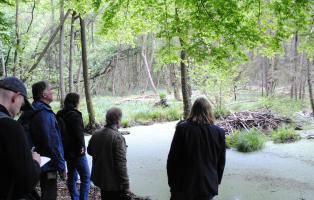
[{"left": 85, "top": 121, "right": 314, "bottom": 200}]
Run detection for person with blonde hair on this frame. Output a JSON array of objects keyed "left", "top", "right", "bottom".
[{"left": 167, "top": 97, "right": 226, "bottom": 200}]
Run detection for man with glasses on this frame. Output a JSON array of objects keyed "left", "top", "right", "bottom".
[{"left": 0, "top": 76, "right": 41, "bottom": 199}]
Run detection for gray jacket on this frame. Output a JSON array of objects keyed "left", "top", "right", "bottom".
[{"left": 87, "top": 125, "right": 129, "bottom": 191}]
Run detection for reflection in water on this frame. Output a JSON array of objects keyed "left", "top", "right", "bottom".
[{"left": 86, "top": 122, "right": 314, "bottom": 200}]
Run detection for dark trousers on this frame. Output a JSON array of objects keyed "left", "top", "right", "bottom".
[
  {"left": 40, "top": 172, "right": 57, "bottom": 200},
  {"left": 100, "top": 190, "right": 122, "bottom": 200}
]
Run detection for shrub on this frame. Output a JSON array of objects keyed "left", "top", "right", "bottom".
[
  {"left": 272, "top": 126, "right": 301, "bottom": 143},
  {"left": 159, "top": 93, "right": 166, "bottom": 100},
  {"left": 228, "top": 129, "right": 265, "bottom": 152},
  {"left": 213, "top": 106, "right": 231, "bottom": 119},
  {"left": 133, "top": 107, "right": 182, "bottom": 124},
  {"left": 121, "top": 119, "right": 130, "bottom": 128}
]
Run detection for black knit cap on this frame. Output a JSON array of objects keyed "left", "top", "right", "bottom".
[{"left": 0, "top": 77, "right": 32, "bottom": 111}]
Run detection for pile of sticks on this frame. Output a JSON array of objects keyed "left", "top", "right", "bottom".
[{"left": 216, "top": 110, "right": 292, "bottom": 134}]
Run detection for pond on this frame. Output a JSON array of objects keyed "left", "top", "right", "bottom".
[{"left": 85, "top": 121, "right": 314, "bottom": 200}]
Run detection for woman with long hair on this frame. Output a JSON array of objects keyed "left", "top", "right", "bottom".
[
  {"left": 167, "top": 97, "right": 226, "bottom": 200},
  {"left": 57, "top": 93, "right": 91, "bottom": 200}
]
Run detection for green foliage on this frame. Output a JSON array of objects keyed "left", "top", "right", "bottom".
[
  {"left": 159, "top": 92, "right": 166, "bottom": 100},
  {"left": 213, "top": 106, "right": 231, "bottom": 119},
  {"left": 0, "top": 1, "right": 12, "bottom": 44},
  {"left": 133, "top": 106, "right": 182, "bottom": 124},
  {"left": 121, "top": 119, "right": 130, "bottom": 128},
  {"left": 257, "top": 97, "right": 306, "bottom": 117},
  {"left": 52, "top": 96, "right": 182, "bottom": 126},
  {"left": 272, "top": 126, "right": 301, "bottom": 143},
  {"left": 228, "top": 129, "right": 266, "bottom": 152}
]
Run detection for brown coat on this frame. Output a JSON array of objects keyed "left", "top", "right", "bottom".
[{"left": 87, "top": 125, "right": 129, "bottom": 191}]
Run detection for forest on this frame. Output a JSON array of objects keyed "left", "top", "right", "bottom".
[
  {"left": 0, "top": 0, "right": 314, "bottom": 127},
  {"left": 1, "top": 1, "right": 314, "bottom": 199}
]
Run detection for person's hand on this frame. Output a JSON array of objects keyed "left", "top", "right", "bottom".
[
  {"left": 59, "top": 171, "right": 67, "bottom": 181},
  {"left": 32, "top": 151, "right": 41, "bottom": 166},
  {"left": 80, "top": 147, "right": 85, "bottom": 155}
]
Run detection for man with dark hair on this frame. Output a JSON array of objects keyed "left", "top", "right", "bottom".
[
  {"left": 88, "top": 107, "right": 129, "bottom": 200},
  {"left": 0, "top": 77, "right": 41, "bottom": 199},
  {"left": 57, "top": 93, "right": 90, "bottom": 200},
  {"left": 31, "top": 81, "right": 66, "bottom": 200}
]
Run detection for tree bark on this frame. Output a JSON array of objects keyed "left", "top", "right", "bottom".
[
  {"left": 69, "top": 11, "right": 76, "bottom": 92},
  {"left": 293, "top": 33, "right": 299, "bottom": 100},
  {"left": 169, "top": 64, "right": 181, "bottom": 100},
  {"left": 0, "top": 41, "right": 6, "bottom": 78},
  {"left": 80, "top": 16, "right": 96, "bottom": 127},
  {"left": 176, "top": 7, "right": 191, "bottom": 119},
  {"left": 76, "top": 58, "right": 82, "bottom": 93},
  {"left": 59, "top": 0, "right": 65, "bottom": 107},
  {"left": 141, "top": 34, "right": 157, "bottom": 94},
  {"left": 13, "top": 0, "right": 20, "bottom": 76},
  {"left": 307, "top": 59, "right": 314, "bottom": 115}
]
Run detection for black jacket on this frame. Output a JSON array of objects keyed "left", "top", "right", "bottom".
[
  {"left": 57, "top": 107, "right": 86, "bottom": 160},
  {"left": 167, "top": 121, "right": 226, "bottom": 200},
  {"left": 0, "top": 105, "right": 41, "bottom": 199}
]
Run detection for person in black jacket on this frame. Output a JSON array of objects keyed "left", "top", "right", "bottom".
[
  {"left": 0, "top": 77, "right": 41, "bottom": 199},
  {"left": 167, "top": 97, "right": 226, "bottom": 200},
  {"left": 57, "top": 93, "right": 90, "bottom": 200}
]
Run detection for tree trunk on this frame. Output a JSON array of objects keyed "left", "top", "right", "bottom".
[
  {"left": 112, "top": 55, "right": 118, "bottom": 96},
  {"left": 293, "top": 33, "right": 298, "bottom": 100},
  {"left": 307, "top": 59, "right": 314, "bottom": 115},
  {"left": 169, "top": 64, "right": 181, "bottom": 100},
  {"left": 179, "top": 46, "right": 191, "bottom": 119},
  {"left": 69, "top": 11, "right": 76, "bottom": 93},
  {"left": 80, "top": 16, "right": 96, "bottom": 127},
  {"left": 141, "top": 34, "right": 157, "bottom": 94},
  {"left": 261, "top": 56, "right": 264, "bottom": 96},
  {"left": 59, "top": 0, "right": 65, "bottom": 107},
  {"left": 0, "top": 41, "right": 6, "bottom": 78},
  {"left": 175, "top": 7, "right": 191, "bottom": 119},
  {"left": 76, "top": 58, "right": 82, "bottom": 93},
  {"left": 13, "top": 0, "right": 20, "bottom": 76}
]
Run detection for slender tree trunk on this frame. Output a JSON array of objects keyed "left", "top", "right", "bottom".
[
  {"left": 141, "top": 34, "right": 157, "bottom": 94},
  {"left": 69, "top": 11, "right": 76, "bottom": 92},
  {"left": 76, "top": 59, "right": 82, "bottom": 93},
  {"left": 13, "top": 0, "right": 20, "bottom": 76},
  {"left": 112, "top": 55, "right": 118, "bottom": 96},
  {"left": 261, "top": 56, "right": 264, "bottom": 96},
  {"left": 293, "top": 33, "right": 298, "bottom": 100},
  {"left": 307, "top": 59, "right": 314, "bottom": 115},
  {"left": 80, "top": 16, "right": 96, "bottom": 127},
  {"left": 169, "top": 64, "right": 181, "bottom": 100},
  {"left": 298, "top": 52, "right": 305, "bottom": 100},
  {"left": 179, "top": 45, "right": 191, "bottom": 119},
  {"left": 59, "top": 0, "right": 65, "bottom": 107},
  {"left": 0, "top": 41, "right": 6, "bottom": 78},
  {"left": 175, "top": 7, "right": 191, "bottom": 119}
]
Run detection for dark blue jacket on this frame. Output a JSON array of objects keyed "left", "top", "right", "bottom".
[{"left": 32, "top": 101, "right": 66, "bottom": 173}]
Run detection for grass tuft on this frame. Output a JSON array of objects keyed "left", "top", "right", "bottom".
[
  {"left": 271, "top": 126, "right": 301, "bottom": 143},
  {"left": 227, "top": 129, "right": 266, "bottom": 152}
]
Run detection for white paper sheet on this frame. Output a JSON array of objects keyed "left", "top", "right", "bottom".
[{"left": 40, "top": 156, "right": 51, "bottom": 167}]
